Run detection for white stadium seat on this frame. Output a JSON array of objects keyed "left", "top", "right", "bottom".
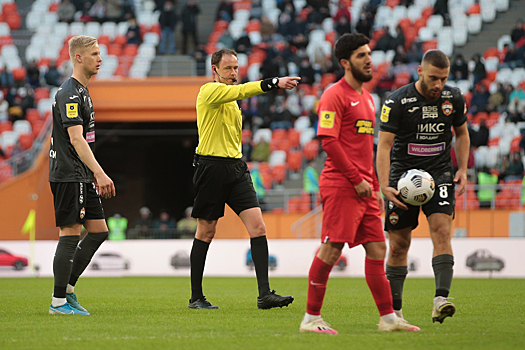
[
  {"left": 253, "top": 128, "right": 272, "bottom": 144},
  {"left": 13, "top": 120, "right": 32, "bottom": 135},
  {"left": 468, "top": 14, "right": 482, "bottom": 34}
]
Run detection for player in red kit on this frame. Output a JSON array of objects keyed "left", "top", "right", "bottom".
[{"left": 298, "top": 33, "right": 420, "bottom": 334}]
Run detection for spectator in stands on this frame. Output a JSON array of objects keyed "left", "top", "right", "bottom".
[
  {"left": 406, "top": 42, "right": 423, "bottom": 64},
  {"left": 217, "top": 29, "right": 235, "bottom": 49},
  {"left": 181, "top": 0, "right": 201, "bottom": 55},
  {"left": 58, "top": 0, "right": 76, "bottom": 23},
  {"left": 58, "top": 60, "right": 73, "bottom": 85},
  {"left": 159, "top": 0, "right": 178, "bottom": 55},
  {"left": 89, "top": 0, "right": 107, "bottom": 23},
  {"left": 393, "top": 26, "right": 405, "bottom": 50},
  {"left": 334, "top": 1, "right": 351, "bottom": 23},
  {"left": 126, "top": 17, "right": 142, "bottom": 45},
  {"left": 470, "top": 54, "right": 486, "bottom": 86},
  {"left": 121, "top": 0, "right": 136, "bottom": 20},
  {"left": 335, "top": 15, "right": 351, "bottom": 38},
  {"left": 260, "top": 15, "right": 276, "bottom": 41},
  {"left": 134, "top": 206, "right": 153, "bottom": 238},
  {"left": 45, "top": 61, "right": 61, "bottom": 87},
  {"left": 235, "top": 30, "right": 252, "bottom": 54},
  {"left": 277, "top": 12, "right": 294, "bottom": 39},
  {"left": 392, "top": 45, "right": 408, "bottom": 66},
  {"left": 0, "top": 65, "right": 14, "bottom": 89},
  {"left": 450, "top": 54, "right": 469, "bottom": 81},
  {"left": 291, "top": 33, "right": 309, "bottom": 51},
  {"left": 242, "top": 132, "right": 253, "bottom": 162},
  {"left": 252, "top": 138, "right": 270, "bottom": 162},
  {"left": 470, "top": 119, "right": 489, "bottom": 147},
  {"left": 278, "top": 0, "right": 295, "bottom": 14},
  {"left": 510, "top": 18, "right": 525, "bottom": 45},
  {"left": 194, "top": 44, "right": 207, "bottom": 76},
  {"left": 250, "top": 162, "right": 266, "bottom": 210},
  {"left": 433, "top": 0, "right": 448, "bottom": 18},
  {"left": 269, "top": 101, "right": 294, "bottom": 130},
  {"left": 292, "top": 13, "right": 309, "bottom": 38},
  {"left": 355, "top": 11, "right": 372, "bottom": 38},
  {"left": 502, "top": 44, "right": 524, "bottom": 69},
  {"left": 501, "top": 152, "right": 524, "bottom": 181},
  {"left": 106, "top": 0, "right": 123, "bottom": 22},
  {"left": 298, "top": 56, "right": 316, "bottom": 86},
  {"left": 469, "top": 83, "right": 490, "bottom": 115},
  {"left": 303, "top": 160, "right": 319, "bottom": 209},
  {"left": 79, "top": 1, "right": 94, "bottom": 23},
  {"left": 487, "top": 82, "right": 506, "bottom": 113},
  {"left": 153, "top": 209, "right": 177, "bottom": 238},
  {"left": 216, "top": 0, "right": 234, "bottom": 22},
  {"left": 375, "top": 28, "right": 396, "bottom": 52},
  {"left": 508, "top": 85, "right": 525, "bottom": 115},
  {"left": 0, "top": 91, "right": 7, "bottom": 122},
  {"left": 177, "top": 206, "right": 198, "bottom": 236},
  {"left": 250, "top": 0, "right": 263, "bottom": 20},
  {"left": 26, "top": 60, "right": 41, "bottom": 88},
  {"left": 108, "top": 213, "right": 128, "bottom": 240}
]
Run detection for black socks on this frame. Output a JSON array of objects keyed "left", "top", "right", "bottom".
[
  {"left": 386, "top": 265, "right": 408, "bottom": 311},
  {"left": 432, "top": 254, "right": 454, "bottom": 298},
  {"left": 190, "top": 238, "right": 210, "bottom": 301},
  {"left": 69, "top": 231, "right": 108, "bottom": 286},
  {"left": 251, "top": 236, "right": 270, "bottom": 298},
  {"left": 53, "top": 235, "right": 80, "bottom": 298}
]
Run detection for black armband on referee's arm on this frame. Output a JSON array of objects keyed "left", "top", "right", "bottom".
[{"left": 261, "top": 77, "right": 279, "bottom": 92}]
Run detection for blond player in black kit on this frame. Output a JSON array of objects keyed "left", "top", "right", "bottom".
[
  {"left": 48, "top": 36, "right": 115, "bottom": 315},
  {"left": 189, "top": 48, "right": 300, "bottom": 309}
]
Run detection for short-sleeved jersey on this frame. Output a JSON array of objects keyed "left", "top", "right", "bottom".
[
  {"left": 379, "top": 82, "right": 467, "bottom": 186},
  {"left": 49, "top": 77, "right": 96, "bottom": 182},
  {"left": 317, "top": 78, "right": 377, "bottom": 188},
  {"left": 196, "top": 81, "right": 263, "bottom": 158}
]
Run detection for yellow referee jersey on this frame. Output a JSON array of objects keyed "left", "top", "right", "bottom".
[{"left": 196, "top": 81, "right": 263, "bottom": 158}]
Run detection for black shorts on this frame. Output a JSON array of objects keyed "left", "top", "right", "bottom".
[
  {"left": 50, "top": 182, "right": 105, "bottom": 227},
  {"left": 192, "top": 155, "right": 259, "bottom": 220},
  {"left": 385, "top": 171, "right": 455, "bottom": 231}
]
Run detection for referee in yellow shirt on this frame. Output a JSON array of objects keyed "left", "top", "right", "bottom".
[{"left": 189, "top": 48, "right": 300, "bottom": 309}]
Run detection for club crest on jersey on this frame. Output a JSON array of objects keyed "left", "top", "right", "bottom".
[
  {"left": 80, "top": 207, "right": 85, "bottom": 219},
  {"left": 355, "top": 120, "right": 374, "bottom": 134},
  {"left": 380, "top": 106, "right": 391, "bottom": 122},
  {"left": 442, "top": 100, "right": 453, "bottom": 116},
  {"left": 66, "top": 103, "right": 78, "bottom": 118},
  {"left": 319, "top": 111, "right": 335, "bottom": 129},
  {"left": 389, "top": 212, "right": 399, "bottom": 225}
]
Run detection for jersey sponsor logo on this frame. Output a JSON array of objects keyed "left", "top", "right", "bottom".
[
  {"left": 351, "top": 101, "right": 360, "bottom": 106},
  {"left": 401, "top": 97, "right": 417, "bottom": 104},
  {"left": 66, "top": 103, "right": 78, "bottom": 118},
  {"left": 86, "top": 131, "right": 95, "bottom": 143},
  {"left": 442, "top": 100, "right": 453, "bottom": 116},
  {"left": 408, "top": 106, "right": 420, "bottom": 113},
  {"left": 422, "top": 105, "right": 438, "bottom": 119},
  {"left": 408, "top": 142, "right": 445, "bottom": 156},
  {"left": 389, "top": 212, "right": 399, "bottom": 225},
  {"left": 385, "top": 99, "right": 394, "bottom": 104},
  {"left": 417, "top": 123, "right": 445, "bottom": 133},
  {"left": 441, "top": 90, "right": 452, "bottom": 97},
  {"left": 355, "top": 120, "right": 374, "bottom": 134},
  {"left": 380, "top": 105, "right": 391, "bottom": 122},
  {"left": 319, "top": 111, "right": 335, "bottom": 129}
]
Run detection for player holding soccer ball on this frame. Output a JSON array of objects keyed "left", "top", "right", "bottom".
[
  {"left": 376, "top": 50, "right": 470, "bottom": 324},
  {"left": 299, "top": 33, "right": 420, "bottom": 334}
]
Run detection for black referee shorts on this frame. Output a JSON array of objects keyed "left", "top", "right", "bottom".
[
  {"left": 50, "top": 182, "right": 105, "bottom": 227},
  {"left": 192, "top": 155, "right": 260, "bottom": 220}
]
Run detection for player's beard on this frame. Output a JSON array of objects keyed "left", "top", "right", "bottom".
[
  {"left": 350, "top": 61, "right": 373, "bottom": 83},
  {"left": 420, "top": 75, "right": 441, "bottom": 100}
]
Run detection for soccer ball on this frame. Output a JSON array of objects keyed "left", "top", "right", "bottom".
[{"left": 397, "top": 169, "right": 435, "bottom": 206}]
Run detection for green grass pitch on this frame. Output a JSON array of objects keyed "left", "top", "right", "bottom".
[{"left": 1, "top": 277, "right": 524, "bottom": 350}]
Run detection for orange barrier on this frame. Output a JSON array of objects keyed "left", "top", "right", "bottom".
[{"left": 89, "top": 77, "right": 210, "bottom": 122}]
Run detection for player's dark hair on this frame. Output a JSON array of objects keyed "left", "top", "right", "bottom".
[
  {"left": 422, "top": 49, "right": 450, "bottom": 69},
  {"left": 211, "top": 49, "right": 238, "bottom": 67},
  {"left": 334, "top": 33, "right": 370, "bottom": 64}
]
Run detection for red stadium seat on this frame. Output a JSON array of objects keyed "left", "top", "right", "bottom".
[
  {"left": 287, "top": 150, "right": 303, "bottom": 172},
  {"left": 149, "top": 23, "right": 161, "bottom": 35},
  {"left": 468, "top": 3, "right": 481, "bottom": 15},
  {"left": 123, "top": 44, "right": 138, "bottom": 57},
  {"left": 303, "top": 140, "right": 320, "bottom": 161},
  {"left": 423, "top": 39, "right": 438, "bottom": 52},
  {"left": 320, "top": 73, "right": 336, "bottom": 89},
  {"left": 108, "top": 44, "right": 123, "bottom": 56},
  {"left": 12, "top": 67, "right": 26, "bottom": 81},
  {"left": 288, "top": 128, "right": 300, "bottom": 148},
  {"left": 398, "top": 18, "right": 411, "bottom": 33},
  {"left": 18, "top": 134, "right": 34, "bottom": 151},
  {"left": 6, "top": 14, "right": 21, "bottom": 30},
  {"left": 113, "top": 35, "right": 127, "bottom": 46},
  {"left": 484, "top": 47, "right": 499, "bottom": 59},
  {"left": 325, "top": 31, "right": 336, "bottom": 45},
  {"left": 49, "top": 2, "right": 59, "bottom": 12},
  {"left": 246, "top": 20, "right": 261, "bottom": 33},
  {"left": 37, "top": 57, "right": 51, "bottom": 68},
  {"left": 34, "top": 87, "right": 50, "bottom": 104},
  {"left": 272, "top": 129, "right": 287, "bottom": 142},
  {"left": 272, "top": 164, "right": 287, "bottom": 184},
  {"left": 0, "top": 121, "right": 13, "bottom": 133},
  {"left": 2, "top": 2, "right": 18, "bottom": 15},
  {"left": 242, "top": 129, "right": 252, "bottom": 144},
  {"left": 97, "top": 35, "right": 111, "bottom": 46},
  {"left": 0, "top": 35, "right": 13, "bottom": 46},
  {"left": 421, "top": 7, "right": 434, "bottom": 19},
  {"left": 394, "top": 71, "right": 411, "bottom": 89},
  {"left": 386, "top": 0, "right": 400, "bottom": 8},
  {"left": 233, "top": 0, "right": 252, "bottom": 11}
]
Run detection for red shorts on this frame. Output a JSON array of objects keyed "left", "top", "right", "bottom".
[{"left": 320, "top": 186, "right": 385, "bottom": 248}]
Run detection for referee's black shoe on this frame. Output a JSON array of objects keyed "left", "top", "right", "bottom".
[
  {"left": 188, "top": 296, "right": 219, "bottom": 309},
  {"left": 257, "top": 290, "right": 294, "bottom": 309}
]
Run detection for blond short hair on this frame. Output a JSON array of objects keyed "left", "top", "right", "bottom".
[{"left": 68, "top": 35, "right": 98, "bottom": 61}]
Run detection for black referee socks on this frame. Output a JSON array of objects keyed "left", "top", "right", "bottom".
[
  {"left": 190, "top": 238, "right": 210, "bottom": 301},
  {"left": 53, "top": 235, "right": 80, "bottom": 298},
  {"left": 250, "top": 236, "right": 270, "bottom": 298},
  {"left": 69, "top": 231, "right": 108, "bottom": 286}
]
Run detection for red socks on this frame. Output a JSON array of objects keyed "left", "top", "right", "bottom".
[
  {"left": 365, "top": 258, "right": 395, "bottom": 316},
  {"left": 306, "top": 256, "right": 333, "bottom": 315}
]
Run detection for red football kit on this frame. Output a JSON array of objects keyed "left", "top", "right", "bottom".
[{"left": 316, "top": 78, "right": 384, "bottom": 246}]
